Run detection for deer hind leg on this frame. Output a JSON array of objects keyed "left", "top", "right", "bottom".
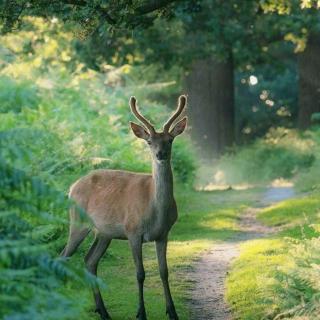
[
  {"left": 60, "top": 224, "right": 90, "bottom": 257},
  {"left": 129, "top": 236, "right": 147, "bottom": 320},
  {"left": 60, "top": 206, "right": 90, "bottom": 257},
  {"left": 85, "top": 234, "right": 112, "bottom": 320},
  {"left": 156, "top": 238, "right": 179, "bottom": 320}
]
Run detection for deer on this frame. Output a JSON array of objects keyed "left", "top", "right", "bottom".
[{"left": 60, "top": 95, "right": 188, "bottom": 320}]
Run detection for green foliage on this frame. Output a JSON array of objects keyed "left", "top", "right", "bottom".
[
  {"left": 236, "top": 62, "right": 298, "bottom": 142},
  {"left": 214, "top": 127, "right": 314, "bottom": 185},
  {"left": 227, "top": 192, "right": 320, "bottom": 320},
  {"left": 172, "top": 138, "right": 196, "bottom": 185},
  {"left": 0, "top": 17, "right": 196, "bottom": 319},
  {"left": 295, "top": 127, "right": 320, "bottom": 191},
  {"left": 0, "top": 17, "right": 195, "bottom": 188},
  {"left": 0, "top": 0, "right": 177, "bottom": 34},
  {"left": 311, "top": 112, "right": 320, "bottom": 123},
  {"left": 274, "top": 237, "right": 320, "bottom": 320},
  {"left": 0, "top": 76, "right": 39, "bottom": 113},
  {"left": 0, "top": 155, "right": 90, "bottom": 319}
]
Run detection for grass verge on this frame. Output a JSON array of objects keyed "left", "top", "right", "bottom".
[{"left": 226, "top": 192, "right": 320, "bottom": 320}]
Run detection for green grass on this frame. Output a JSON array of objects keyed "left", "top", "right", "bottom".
[
  {"left": 258, "top": 195, "right": 320, "bottom": 228},
  {"left": 60, "top": 187, "right": 263, "bottom": 320},
  {"left": 226, "top": 192, "right": 320, "bottom": 320}
]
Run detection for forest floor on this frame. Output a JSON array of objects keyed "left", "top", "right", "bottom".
[
  {"left": 61, "top": 187, "right": 263, "bottom": 319},
  {"left": 60, "top": 186, "right": 305, "bottom": 320},
  {"left": 188, "top": 187, "right": 295, "bottom": 320}
]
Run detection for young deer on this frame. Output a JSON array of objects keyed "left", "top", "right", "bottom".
[{"left": 61, "top": 95, "right": 187, "bottom": 320}]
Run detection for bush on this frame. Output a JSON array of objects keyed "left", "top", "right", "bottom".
[
  {"left": 273, "top": 236, "right": 320, "bottom": 320},
  {"left": 0, "top": 76, "right": 39, "bottom": 113},
  {"left": 172, "top": 137, "right": 196, "bottom": 185},
  {"left": 0, "top": 155, "right": 89, "bottom": 320},
  {"left": 213, "top": 127, "right": 314, "bottom": 185},
  {"left": 295, "top": 127, "right": 320, "bottom": 192}
]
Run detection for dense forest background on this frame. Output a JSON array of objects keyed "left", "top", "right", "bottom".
[{"left": 2, "top": 1, "right": 320, "bottom": 319}]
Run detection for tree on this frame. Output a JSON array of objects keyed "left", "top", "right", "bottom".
[
  {"left": 259, "top": 0, "right": 320, "bottom": 129},
  {"left": 77, "top": 0, "right": 267, "bottom": 158},
  {"left": 0, "top": 0, "right": 177, "bottom": 34},
  {"left": 180, "top": 1, "right": 259, "bottom": 158},
  {"left": 297, "top": 34, "right": 320, "bottom": 128}
]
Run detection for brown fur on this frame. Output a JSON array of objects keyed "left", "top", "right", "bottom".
[{"left": 69, "top": 169, "right": 155, "bottom": 238}]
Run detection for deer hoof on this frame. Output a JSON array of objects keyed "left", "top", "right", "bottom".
[
  {"left": 95, "top": 307, "right": 112, "bottom": 320},
  {"left": 166, "top": 307, "right": 179, "bottom": 320},
  {"left": 136, "top": 307, "right": 147, "bottom": 320}
]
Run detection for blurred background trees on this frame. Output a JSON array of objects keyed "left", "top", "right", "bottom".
[{"left": 2, "top": 0, "right": 320, "bottom": 157}]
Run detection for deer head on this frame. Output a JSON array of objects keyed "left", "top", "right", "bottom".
[{"left": 129, "top": 95, "right": 187, "bottom": 161}]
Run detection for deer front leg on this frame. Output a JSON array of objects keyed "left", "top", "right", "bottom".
[
  {"left": 156, "top": 238, "right": 179, "bottom": 320},
  {"left": 130, "top": 236, "right": 147, "bottom": 320}
]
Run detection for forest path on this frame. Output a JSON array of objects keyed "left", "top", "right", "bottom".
[{"left": 188, "top": 187, "right": 295, "bottom": 320}]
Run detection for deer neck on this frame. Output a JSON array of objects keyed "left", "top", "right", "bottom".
[{"left": 152, "top": 159, "right": 174, "bottom": 209}]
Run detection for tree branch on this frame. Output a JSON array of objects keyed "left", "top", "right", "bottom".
[
  {"left": 135, "top": 0, "right": 177, "bottom": 15},
  {"left": 58, "top": 0, "right": 116, "bottom": 24}
]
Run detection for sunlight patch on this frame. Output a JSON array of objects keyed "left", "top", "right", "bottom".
[{"left": 271, "top": 178, "right": 294, "bottom": 187}]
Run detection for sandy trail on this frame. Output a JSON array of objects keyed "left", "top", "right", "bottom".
[{"left": 189, "top": 187, "right": 294, "bottom": 320}]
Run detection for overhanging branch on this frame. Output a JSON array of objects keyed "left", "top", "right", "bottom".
[{"left": 135, "top": 0, "right": 177, "bottom": 15}]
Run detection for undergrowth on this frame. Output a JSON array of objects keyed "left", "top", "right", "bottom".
[
  {"left": 226, "top": 193, "right": 320, "bottom": 320},
  {"left": 0, "top": 17, "right": 196, "bottom": 319},
  {"left": 213, "top": 127, "right": 315, "bottom": 185}
]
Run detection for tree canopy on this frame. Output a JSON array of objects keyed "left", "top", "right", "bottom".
[{"left": 1, "top": 0, "right": 177, "bottom": 34}]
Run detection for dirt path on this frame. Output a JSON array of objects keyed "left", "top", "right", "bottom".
[{"left": 189, "top": 187, "right": 295, "bottom": 320}]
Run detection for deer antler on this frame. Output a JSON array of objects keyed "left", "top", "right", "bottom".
[
  {"left": 163, "top": 95, "right": 187, "bottom": 133},
  {"left": 129, "top": 96, "right": 156, "bottom": 134}
]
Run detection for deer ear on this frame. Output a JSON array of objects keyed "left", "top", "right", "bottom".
[
  {"left": 130, "top": 122, "right": 150, "bottom": 140},
  {"left": 170, "top": 117, "right": 187, "bottom": 137}
]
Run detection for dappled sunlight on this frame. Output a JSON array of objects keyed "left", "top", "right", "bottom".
[
  {"left": 195, "top": 165, "right": 255, "bottom": 190},
  {"left": 258, "top": 194, "right": 320, "bottom": 227},
  {"left": 227, "top": 191, "right": 320, "bottom": 320},
  {"left": 196, "top": 182, "right": 254, "bottom": 191},
  {"left": 265, "top": 127, "right": 314, "bottom": 152},
  {"left": 226, "top": 238, "right": 290, "bottom": 320},
  {"left": 199, "top": 209, "right": 240, "bottom": 231},
  {"left": 270, "top": 178, "right": 294, "bottom": 187},
  {"left": 168, "top": 240, "right": 213, "bottom": 263},
  {"left": 200, "top": 218, "right": 237, "bottom": 231}
]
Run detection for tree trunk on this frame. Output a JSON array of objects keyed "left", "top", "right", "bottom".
[
  {"left": 185, "top": 56, "right": 235, "bottom": 159},
  {"left": 297, "top": 34, "right": 320, "bottom": 129}
]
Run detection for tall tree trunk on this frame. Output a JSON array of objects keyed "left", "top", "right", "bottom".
[
  {"left": 185, "top": 55, "right": 235, "bottom": 159},
  {"left": 297, "top": 34, "right": 320, "bottom": 129}
]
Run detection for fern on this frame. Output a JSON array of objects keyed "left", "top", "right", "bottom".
[
  {"left": 0, "top": 143, "right": 87, "bottom": 319},
  {"left": 273, "top": 237, "right": 320, "bottom": 320}
]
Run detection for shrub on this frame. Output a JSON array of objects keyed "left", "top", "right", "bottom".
[
  {"left": 273, "top": 236, "right": 320, "bottom": 320},
  {"left": 0, "top": 156, "right": 89, "bottom": 320},
  {"left": 0, "top": 76, "right": 39, "bottom": 113},
  {"left": 295, "top": 127, "right": 320, "bottom": 192},
  {"left": 213, "top": 127, "right": 314, "bottom": 185}
]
